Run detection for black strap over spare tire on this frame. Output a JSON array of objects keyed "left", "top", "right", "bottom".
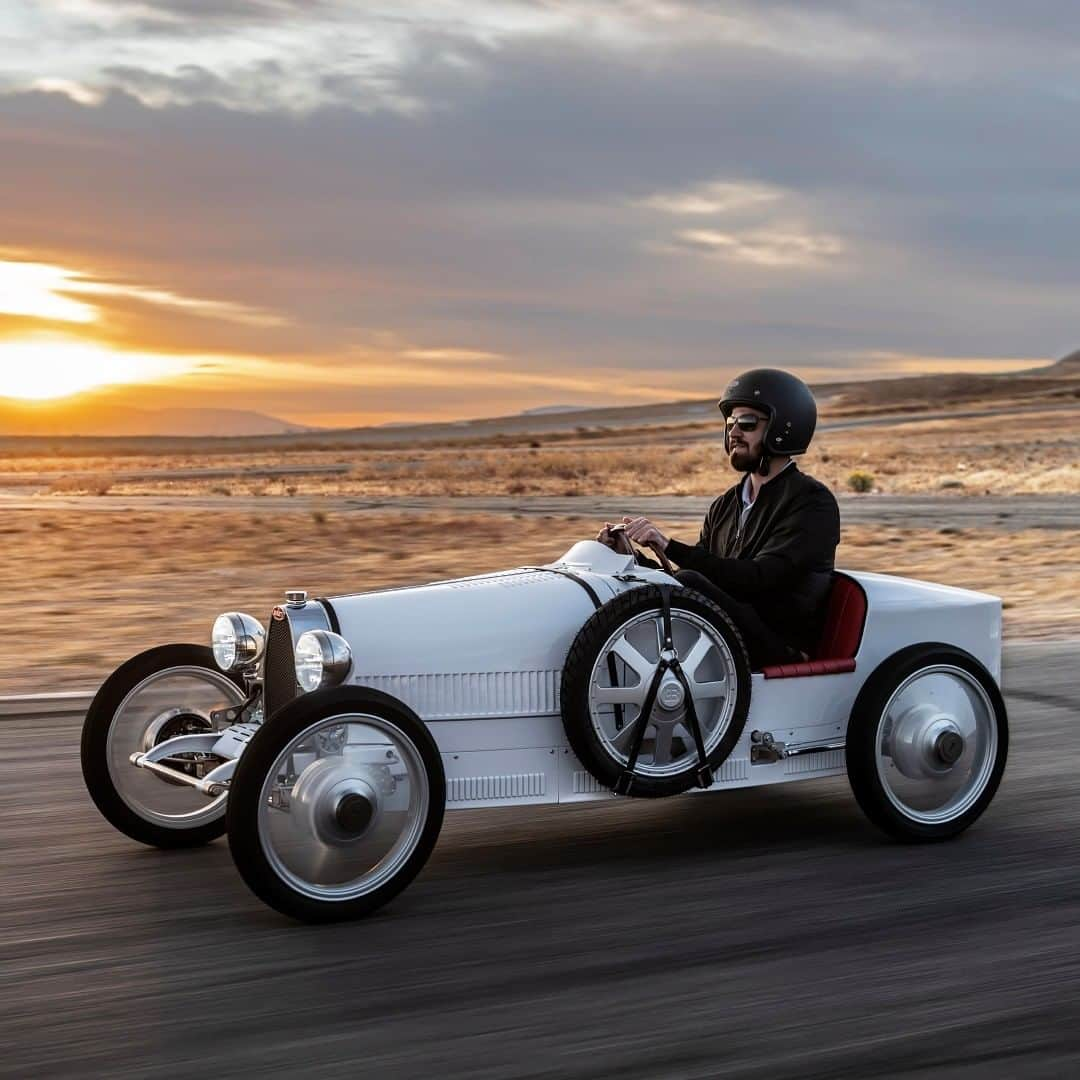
[{"left": 561, "top": 585, "right": 751, "bottom": 799}]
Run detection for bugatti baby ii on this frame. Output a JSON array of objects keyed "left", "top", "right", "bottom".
[{"left": 82, "top": 531, "right": 1009, "bottom": 922}]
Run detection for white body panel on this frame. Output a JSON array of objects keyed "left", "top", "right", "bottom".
[{"left": 324, "top": 541, "right": 1003, "bottom": 811}]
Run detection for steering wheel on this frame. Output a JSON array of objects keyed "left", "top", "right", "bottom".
[{"left": 606, "top": 523, "right": 677, "bottom": 576}]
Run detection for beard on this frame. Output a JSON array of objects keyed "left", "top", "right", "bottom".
[{"left": 728, "top": 442, "right": 763, "bottom": 472}]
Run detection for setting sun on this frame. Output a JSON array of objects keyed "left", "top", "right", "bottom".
[{"left": 0, "top": 340, "right": 193, "bottom": 400}]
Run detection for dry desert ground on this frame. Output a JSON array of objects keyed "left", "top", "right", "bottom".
[
  {"left": 2, "top": 381, "right": 1076, "bottom": 696},
  {"left": 6, "top": 508, "right": 1076, "bottom": 697},
  {"left": 0, "top": 402, "right": 1075, "bottom": 499}
]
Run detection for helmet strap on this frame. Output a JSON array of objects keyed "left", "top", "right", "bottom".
[{"left": 758, "top": 452, "right": 772, "bottom": 477}]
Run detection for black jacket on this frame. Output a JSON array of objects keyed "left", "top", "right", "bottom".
[{"left": 660, "top": 465, "right": 840, "bottom": 654}]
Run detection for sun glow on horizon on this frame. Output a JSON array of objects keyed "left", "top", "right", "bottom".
[{"left": 0, "top": 340, "right": 194, "bottom": 400}]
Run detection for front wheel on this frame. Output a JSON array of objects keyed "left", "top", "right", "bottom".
[
  {"left": 81, "top": 644, "right": 246, "bottom": 848},
  {"left": 227, "top": 687, "right": 446, "bottom": 923},
  {"left": 846, "top": 644, "right": 1008, "bottom": 841}
]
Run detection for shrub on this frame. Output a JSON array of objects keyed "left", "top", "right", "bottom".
[
  {"left": 47, "top": 474, "right": 113, "bottom": 496},
  {"left": 847, "top": 470, "right": 874, "bottom": 493}
]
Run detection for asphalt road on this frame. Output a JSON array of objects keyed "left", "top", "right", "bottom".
[
  {"left": 2, "top": 640, "right": 1078, "bottom": 1078},
  {"left": 1, "top": 492, "right": 1077, "bottom": 530}
]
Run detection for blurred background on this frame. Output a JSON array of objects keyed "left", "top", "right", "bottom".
[{"left": 1, "top": 3, "right": 1078, "bottom": 1076}]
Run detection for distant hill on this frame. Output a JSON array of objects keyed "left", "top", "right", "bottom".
[
  {"left": 518, "top": 404, "right": 593, "bottom": 416},
  {"left": 0, "top": 350, "right": 1073, "bottom": 450},
  {"left": 0, "top": 398, "right": 306, "bottom": 437},
  {"left": 1049, "top": 348, "right": 1080, "bottom": 369}
]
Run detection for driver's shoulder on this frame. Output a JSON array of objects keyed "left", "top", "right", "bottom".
[
  {"left": 784, "top": 468, "right": 840, "bottom": 516},
  {"left": 790, "top": 468, "right": 837, "bottom": 500}
]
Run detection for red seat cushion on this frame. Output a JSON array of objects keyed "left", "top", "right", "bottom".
[
  {"left": 762, "top": 657, "right": 857, "bottom": 679},
  {"left": 761, "top": 574, "right": 867, "bottom": 679}
]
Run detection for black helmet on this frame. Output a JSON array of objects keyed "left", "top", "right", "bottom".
[{"left": 718, "top": 368, "right": 817, "bottom": 457}]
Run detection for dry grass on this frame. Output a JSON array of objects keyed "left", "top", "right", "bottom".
[
  {"left": 45, "top": 474, "right": 113, "bottom": 496},
  {"left": 3, "top": 404, "right": 1076, "bottom": 498},
  {"left": 2, "top": 509, "right": 1074, "bottom": 697}
]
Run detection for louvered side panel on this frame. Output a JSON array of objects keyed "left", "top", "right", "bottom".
[
  {"left": 785, "top": 749, "right": 846, "bottom": 775},
  {"left": 447, "top": 772, "right": 546, "bottom": 803},
  {"left": 716, "top": 757, "right": 750, "bottom": 782},
  {"left": 442, "top": 748, "right": 558, "bottom": 809},
  {"left": 355, "top": 670, "right": 560, "bottom": 720}
]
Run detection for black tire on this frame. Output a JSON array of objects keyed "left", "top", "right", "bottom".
[
  {"left": 846, "top": 643, "right": 1008, "bottom": 842},
  {"left": 227, "top": 686, "right": 446, "bottom": 923},
  {"left": 562, "top": 586, "right": 751, "bottom": 798},
  {"left": 81, "top": 644, "right": 245, "bottom": 848}
]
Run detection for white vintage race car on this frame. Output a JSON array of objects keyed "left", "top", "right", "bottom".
[{"left": 82, "top": 539, "right": 1008, "bottom": 922}]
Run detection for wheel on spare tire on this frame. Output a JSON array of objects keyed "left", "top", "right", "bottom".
[
  {"left": 227, "top": 686, "right": 446, "bottom": 923},
  {"left": 846, "top": 643, "right": 1008, "bottom": 842},
  {"left": 81, "top": 643, "right": 246, "bottom": 848},
  {"left": 561, "top": 585, "right": 751, "bottom": 798}
]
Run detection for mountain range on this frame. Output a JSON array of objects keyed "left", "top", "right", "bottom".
[
  {"left": 0, "top": 350, "right": 1074, "bottom": 438},
  {"left": 0, "top": 398, "right": 307, "bottom": 437}
]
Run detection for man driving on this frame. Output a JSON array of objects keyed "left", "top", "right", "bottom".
[{"left": 598, "top": 368, "right": 840, "bottom": 669}]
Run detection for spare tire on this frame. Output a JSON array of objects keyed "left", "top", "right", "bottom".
[{"left": 561, "top": 586, "right": 751, "bottom": 798}]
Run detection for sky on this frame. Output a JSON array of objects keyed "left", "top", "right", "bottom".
[{"left": 0, "top": 1, "right": 1076, "bottom": 426}]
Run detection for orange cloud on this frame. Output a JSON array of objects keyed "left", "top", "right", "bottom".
[{"left": 0, "top": 257, "right": 284, "bottom": 330}]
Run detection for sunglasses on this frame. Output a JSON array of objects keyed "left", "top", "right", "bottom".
[{"left": 725, "top": 414, "right": 767, "bottom": 433}]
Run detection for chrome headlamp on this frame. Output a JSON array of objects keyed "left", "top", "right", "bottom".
[
  {"left": 212, "top": 612, "right": 267, "bottom": 672},
  {"left": 295, "top": 630, "right": 352, "bottom": 693}
]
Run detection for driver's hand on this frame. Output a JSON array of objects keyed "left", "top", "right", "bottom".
[
  {"left": 597, "top": 523, "right": 634, "bottom": 555},
  {"left": 622, "top": 516, "right": 669, "bottom": 552}
]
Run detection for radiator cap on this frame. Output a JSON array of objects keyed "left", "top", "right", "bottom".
[{"left": 285, "top": 590, "right": 308, "bottom": 608}]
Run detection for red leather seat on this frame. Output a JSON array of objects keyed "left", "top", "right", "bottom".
[{"left": 762, "top": 574, "right": 867, "bottom": 679}]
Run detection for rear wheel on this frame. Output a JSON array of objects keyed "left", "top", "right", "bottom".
[
  {"left": 81, "top": 644, "right": 245, "bottom": 848},
  {"left": 227, "top": 687, "right": 445, "bottom": 923},
  {"left": 846, "top": 644, "right": 1008, "bottom": 841}
]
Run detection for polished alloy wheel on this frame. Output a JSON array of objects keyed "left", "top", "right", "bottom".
[
  {"left": 256, "top": 713, "right": 430, "bottom": 902},
  {"left": 105, "top": 664, "right": 245, "bottom": 828},
  {"left": 587, "top": 608, "right": 739, "bottom": 777},
  {"left": 846, "top": 644, "right": 1008, "bottom": 842},
  {"left": 874, "top": 664, "right": 998, "bottom": 825}
]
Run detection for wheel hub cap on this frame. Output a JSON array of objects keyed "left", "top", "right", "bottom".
[
  {"left": 935, "top": 729, "right": 965, "bottom": 765},
  {"left": 657, "top": 679, "right": 685, "bottom": 711},
  {"left": 336, "top": 792, "right": 376, "bottom": 835},
  {"left": 875, "top": 664, "right": 999, "bottom": 826},
  {"left": 291, "top": 759, "right": 383, "bottom": 848},
  {"left": 890, "top": 704, "right": 967, "bottom": 779}
]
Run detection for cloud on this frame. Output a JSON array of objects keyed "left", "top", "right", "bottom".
[
  {"left": 0, "top": 2, "right": 1078, "bottom": 423},
  {"left": 637, "top": 181, "right": 782, "bottom": 216},
  {"left": 837, "top": 351, "right": 1052, "bottom": 375},
  {"left": 667, "top": 227, "right": 846, "bottom": 268},
  {"left": 29, "top": 78, "right": 105, "bottom": 106},
  {"left": 402, "top": 348, "right": 505, "bottom": 363},
  {"left": 72, "top": 277, "right": 286, "bottom": 327},
  {"left": 0, "top": 257, "right": 284, "bottom": 330}
]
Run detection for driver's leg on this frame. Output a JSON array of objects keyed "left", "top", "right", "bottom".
[{"left": 674, "top": 569, "right": 801, "bottom": 670}]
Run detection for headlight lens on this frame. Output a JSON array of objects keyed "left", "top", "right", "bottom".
[
  {"left": 295, "top": 630, "right": 352, "bottom": 692},
  {"left": 211, "top": 613, "right": 266, "bottom": 671}
]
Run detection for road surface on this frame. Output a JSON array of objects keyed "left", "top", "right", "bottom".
[
  {"left": 2, "top": 640, "right": 1078, "bottom": 1077},
  {"left": 0, "top": 492, "right": 1077, "bottom": 530}
]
